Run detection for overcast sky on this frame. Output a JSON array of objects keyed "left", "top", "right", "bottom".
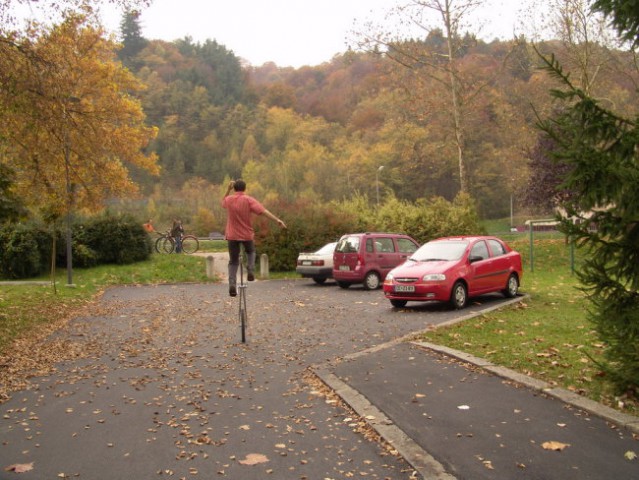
[{"left": 98, "top": 0, "right": 527, "bottom": 68}]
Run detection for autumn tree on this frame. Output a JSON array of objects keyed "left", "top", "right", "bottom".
[
  {"left": 521, "top": 133, "right": 573, "bottom": 213},
  {"left": 525, "top": 0, "right": 621, "bottom": 97},
  {"left": 356, "top": 0, "right": 488, "bottom": 194},
  {"left": 537, "top": 2, "right": 639, "bottom": 393},
  {"left": 0, "top": 14, "right": 159, "bottom": 219}
]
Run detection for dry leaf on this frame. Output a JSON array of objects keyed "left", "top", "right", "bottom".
[
  {"left": 239, "top": 453, "right": 269, "bottom": 465},
  {"left": 624, "top": 451, "right": 637, "bottom": 461},
  {"left": 4, "top": 463, "right": 34, "bottom": 473},
  {"left": 542, "top": 441, "right": 570, "bottom": 451}
]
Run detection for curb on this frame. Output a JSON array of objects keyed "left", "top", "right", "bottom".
[{"left": 314, "top": 367, "right": 455, "bottom": 480}]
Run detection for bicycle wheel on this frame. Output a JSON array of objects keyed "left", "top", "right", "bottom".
[
  {"left": 156, "top": 236, "right": 174, "bottom": 254},
  {"left": 181, "top": 235, "right": 199, "bottom": 254},
  {"left": 154, "top": 236, "right": 164, "bottom": 253}
]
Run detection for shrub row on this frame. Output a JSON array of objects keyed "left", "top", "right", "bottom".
[
  {"left": 0, "top": 214, "right": 152, "bottom": 279},
  {"left": 255, "top": 192, "right": 484, "bottom": 271}
]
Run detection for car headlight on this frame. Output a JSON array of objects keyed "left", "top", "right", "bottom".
[
  {"left": 385, "top": 273, "right": 394, "bottom": 282},
  {"left": 422, "top": 273, "right": 446, "bottom": 281}
]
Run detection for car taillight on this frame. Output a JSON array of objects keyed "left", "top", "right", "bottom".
[
  {"left": 357, "top": 254, "right": 364, "bottom": 266},
  {"left": 312, "top": 260, "right": 324, "bottom": 266}
]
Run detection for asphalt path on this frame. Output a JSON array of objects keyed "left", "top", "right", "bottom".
[
  {"left": 0, "top": 278, "right": 510, "bottom": 480},
  {"left": 330, "top": 342, "right": 639, "bottom": 480}
]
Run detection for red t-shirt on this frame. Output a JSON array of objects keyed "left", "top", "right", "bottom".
[{"left": 222, "top": 192, "right": 266, "bottom": 241}]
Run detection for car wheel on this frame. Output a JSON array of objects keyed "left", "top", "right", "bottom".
[
  {"left": 312, "top": 277, "right": 327, "bottom": 284},
  {"left": 337, "top": 281, "right": 350, "bottom": 289},
  {"left": 503, "top": 273, "right": 519, "bottom": 298},
  {"left": 363, "top": 271, "right": 381, "bottom": 290},
  {"left": 390, "top": 299, "right": 407, "bottom": 308},
  {"left": 450, "top": 281, "right": 468, "bottom": 309}
]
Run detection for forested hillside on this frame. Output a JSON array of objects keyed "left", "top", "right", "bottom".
[
  {"left": 116, "top": 11, "right": 639, "bottom": 230},
  {"left": 3, "top": 4, "right": 637, "bottom": 238}
]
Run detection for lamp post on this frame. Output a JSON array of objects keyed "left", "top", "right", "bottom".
[{"left": 376, "top": 165, "right": 384, "bottom": 206}]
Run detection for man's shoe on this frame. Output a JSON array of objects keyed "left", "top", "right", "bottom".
[
  {"left": 247, "top": 272, "right": 255, "bottom": 282},
  {"left": 229, "top": 285, "right": 237, "bottom": 297}
]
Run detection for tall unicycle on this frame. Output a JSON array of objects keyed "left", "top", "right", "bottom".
[{"left": 238, "top": 245, "right": 248, "bottom": 343}]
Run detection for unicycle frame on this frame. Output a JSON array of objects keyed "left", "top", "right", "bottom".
[{"left": 238, "top": 245, "right": 248, "bottom": 343}]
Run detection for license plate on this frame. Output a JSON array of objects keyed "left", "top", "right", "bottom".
[
  {"left": 302, "top": 261, "right": 312, "bottom": 266},
  {"left": 395, "top": 285, "right": 415, "bottom": 293},
  {"left": 339, "top": 265, "right": 350, "bottom": 271}
]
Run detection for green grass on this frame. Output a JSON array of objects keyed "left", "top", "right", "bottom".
[
  {"left": 419, "top": 237, "right": 638, "bottom": 415},
  {"left": 196, "top": 239, "right": 228, "bottom": 252}
]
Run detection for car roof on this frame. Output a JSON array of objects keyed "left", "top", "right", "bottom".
[
  {"left": 431, "top": 236, "right": 499, "bottom": 242},
  {"left": 340, "top": 232, "right": 410, "bottom": 237}
]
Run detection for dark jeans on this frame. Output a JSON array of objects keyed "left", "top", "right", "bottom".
[{"left": 227, "top": 240, "right": 255, "bottom": 286}]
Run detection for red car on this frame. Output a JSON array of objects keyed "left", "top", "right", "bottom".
[
  {"left": 383, "top": 236, "right": 523, "bottom": 309},
  {"left": 333, "top": 232, "right": 419, "bottom": 290}
]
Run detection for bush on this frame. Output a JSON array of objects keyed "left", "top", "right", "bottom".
[
  {"left": 255, "top": 199, "right": 357, "bottom": 271},
  {"left": 76, "top": 213, "right": 152, "bottom": 266},
  {"left": 253, "top": 193, "right": 484, "bottom": 271},
  {"left": 0, "top": 223, "right": 47, "bottom": 279},
  {"left": 0, "top": 214, "right": 152, "bottom": 279}
]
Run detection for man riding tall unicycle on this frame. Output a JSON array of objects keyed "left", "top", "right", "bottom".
[{"left": 221, "top": 179, "right": 287, "bottom": 297}]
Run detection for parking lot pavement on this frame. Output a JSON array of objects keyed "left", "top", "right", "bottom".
[
  {"left": 4, "top": 279, "right": 635, "bottom": 479},
  {"left": 2, "top": 279, "right": 487, "bottom": 480}
]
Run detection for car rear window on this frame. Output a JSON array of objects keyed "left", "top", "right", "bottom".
[
  {"left": 336, "top": 236, "right": 360, "bottom": 253},
  {"left": 317, "top": 242, "right": 337, "bottom": 255}
]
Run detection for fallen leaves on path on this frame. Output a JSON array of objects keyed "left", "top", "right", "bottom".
[
  {"left": 4, "top": 462, "right": 34, "bottom": 473},
  {"left": 238, "top": 453, "right": 269, "bottom": 465},
  {"left": 541, "top": 441, "right": 570, "bottom": 451}
]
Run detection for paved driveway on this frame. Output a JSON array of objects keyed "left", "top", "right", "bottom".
[{"left": 0, "top": 279, "right": 509, "bottom": 479}]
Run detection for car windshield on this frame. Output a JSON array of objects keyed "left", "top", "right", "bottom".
[
  {"left": 336, "top": 236, "right": 360, "bottom": 253},
  {"left": 410, "top": 240, "right": 468, "bottom": 262},
  {"left": 316, "top": 242, "right": 337, "bottom": 255}
]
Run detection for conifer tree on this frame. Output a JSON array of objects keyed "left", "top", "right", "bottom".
[
  {"left": 537, "top": 1, "right": 639, "bottom": 394},
  {"left": 118, "top": 10, "right": 148, "bottom": 69}
]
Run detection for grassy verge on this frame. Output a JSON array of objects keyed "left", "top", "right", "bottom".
[{"left": 419, "top": 236, "right": 638, "bottom": 415}]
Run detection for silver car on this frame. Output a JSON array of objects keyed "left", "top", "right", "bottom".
[{"left": 296, "top": 242, "right": 337, "bottom": 284}]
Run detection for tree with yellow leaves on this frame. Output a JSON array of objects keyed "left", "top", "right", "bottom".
[{"left": 0, "top": 13, "right": 158, "bottom": 219}]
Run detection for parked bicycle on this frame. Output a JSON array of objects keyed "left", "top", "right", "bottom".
[{"left": 155, "top": 229, "right": 199, "bottom": 254}]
